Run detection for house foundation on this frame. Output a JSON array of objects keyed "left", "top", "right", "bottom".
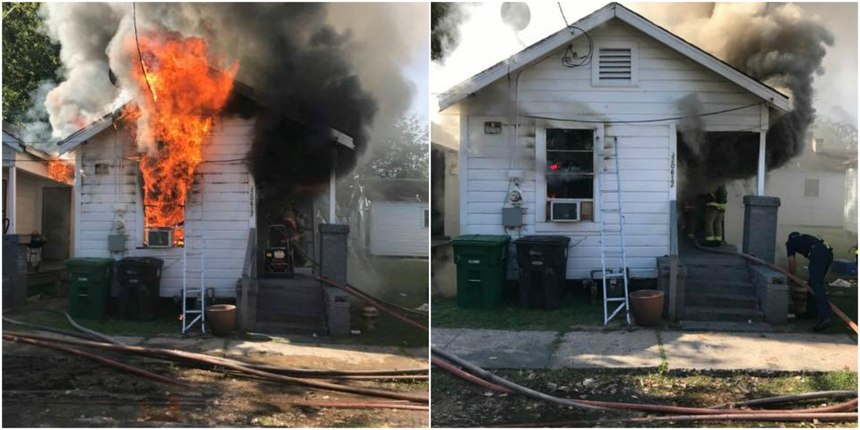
[{"left": 742, "top": 195, "right": 781, "bottom": 263}]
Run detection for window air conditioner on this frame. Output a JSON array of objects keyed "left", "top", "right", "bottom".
[
  {"left": 146, "top": 228, "right": 172, "bottom": 248},
  {"left": 549, "top": 200, "right": 581, "bottom": 222}
]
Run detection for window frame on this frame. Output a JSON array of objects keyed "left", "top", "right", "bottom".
[
  {"left": 591, "top": 41, "right": 639, "bottom": 88},
  {"left": 804, "top": 178, "right": 820, "bottom": 198},
  {"left": 535, "top": 122, "right": 604, "bottom": 232}
]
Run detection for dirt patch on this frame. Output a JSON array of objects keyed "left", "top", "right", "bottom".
[
  {"left": 431, "top": 368, "right": 857, "bottom": 428},
  {"left": 3, "top": 347, "right": 427, "bottom": 427}
]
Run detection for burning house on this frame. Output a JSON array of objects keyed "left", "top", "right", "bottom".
[
  {"left": 53, "top": 28, "right": 364, "bottom": 334},
  {"left": 438, "top": 2, "right": 832, "bottom": 324}
]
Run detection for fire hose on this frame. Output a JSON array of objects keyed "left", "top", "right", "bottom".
[
  {"left": 432, "top": 347, "right": 858, "bottom": 416},
  {"left": 306, "top": 268, "right": 856, "bottom": 420},
  {"left": 289, "top": 245, "right": 428, "bottom": 318},
  {"left": 3, "top": 332, "right": 428, "bottom": 404},
  {"left": 297, "top": 273, "right": 428, "bottom": 332},
  {"left": 3, "top": 312, "right": 429, "bottom": 379},
  {"left": 693, "top": 242, "right": 858, "bottom": 334}
]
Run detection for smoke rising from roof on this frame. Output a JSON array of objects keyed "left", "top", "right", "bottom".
[
  {"left": 38, "top": 3, "right": 421, "bottom": 179},
  {"left": 639, "top": 2, "right": 834, "bottom": 195}
]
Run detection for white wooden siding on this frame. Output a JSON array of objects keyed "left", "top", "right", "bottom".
[
  {"left": 75, "top": 116, "right": 255, "bottom": 298},
  {"left": 459, "top": 19, "right": 763, "bottom": 279},
  {"left": 369, "top": 201, "right": 429, "bottom": 257}
]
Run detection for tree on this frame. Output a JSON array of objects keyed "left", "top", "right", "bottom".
[
  {"left": 2, "top": 3, "right": 60, "bottom": 124},
  {"left": 358, "top": 114, "right": 429, "bottom": 179}
]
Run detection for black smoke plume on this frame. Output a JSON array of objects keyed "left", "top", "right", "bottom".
[{"left": 661, "top": 3, "right": 834, "bottom": 196}]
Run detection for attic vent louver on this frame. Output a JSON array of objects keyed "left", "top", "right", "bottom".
[
  {"left": 598, "top": 48, "right": 632, "bottom": 81},
  {"left": 592, "top": 43, "right": 638, "bottom": 86}
]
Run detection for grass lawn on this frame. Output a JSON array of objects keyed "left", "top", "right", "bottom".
[
  {"left": 5, "top": 298, "right": 180, "bottom": 339},
  {"left": 432, "top": 283, "right": 608, "bottom": 332}
]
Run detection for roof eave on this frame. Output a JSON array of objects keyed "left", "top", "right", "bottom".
[{"left": 439, "top": 2, "right": 790, "bottom": 113}]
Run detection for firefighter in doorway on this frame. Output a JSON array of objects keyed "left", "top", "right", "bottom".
[
  {"left": 703, "top": 185, "right": 727, "bottom": 246},
  {"left": 786, "top": 232, "right": 834, "bottom": 332}
]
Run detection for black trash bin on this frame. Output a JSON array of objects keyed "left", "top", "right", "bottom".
[
  {"left": 514, "top": 235, "right": 571, "bottom": 310},
  {"left": 116, "top": 257, "right": 164, "bottom": 320}
]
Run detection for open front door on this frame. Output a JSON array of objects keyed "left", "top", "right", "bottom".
[{"left": 41, "top": 187, "right": 71, "bottom": 261}]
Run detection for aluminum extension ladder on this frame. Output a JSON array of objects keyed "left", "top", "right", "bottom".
[
  {"left": 598, "top": 136, "right": 631, "bottom": 329},
  {"left": 181, "top": 180, "right": 206, "bottom": 336}
]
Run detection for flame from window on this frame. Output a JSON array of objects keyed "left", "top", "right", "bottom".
[{"left": 124, "top": 31, "right": 238, "bottom": 246}]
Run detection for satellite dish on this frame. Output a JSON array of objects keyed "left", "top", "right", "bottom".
[{"left": 501, "top": 2, "right": 531, "bottom": 32}]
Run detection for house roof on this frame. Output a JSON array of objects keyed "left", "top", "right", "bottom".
[
  {"left": 438, "top": 2, "right": 791, "bottom": 113},
  {"left": 57, "top": 80, "right": 355, "bottom": 154},
  {"left": 362, "top": 178, "right": 429, "bottom": 202},
  {"left": 2, "top": 121, "right": 24, "bottom": 152}
]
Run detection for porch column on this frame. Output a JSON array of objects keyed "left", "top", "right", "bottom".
[
  {"left": 329, "top": 166, "right": 337, "bottom": 223},
  {"left": 6, "top": 165, "right": 16, "bottom": 234},
  {"left": 757, "top": 131, "right": 766, "bottom": 196}
]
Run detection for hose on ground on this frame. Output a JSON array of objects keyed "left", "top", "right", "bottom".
[
  {"left": 289, "top": 400, "right": 428, "bottom": 411},
  {"left": 432, "top": 348, "right": 858, "bottom": 416},
  {"left": 4, "top": 331, "right": 427, "bottom": 403},
  {"left": 693, "top": 241, "right": 858, "bottom": 334},
  {"left": 3, "top": 316, "right": 97, "bottom": 341},
  {"left": 711, "top": 390, "right": 859, "bottom": 409},
  {"left": 290, "top": 246, "right": 428, "bottom": 317},
  {"left": 3, "top": 333, "right": 188, "bottom": 387},
  {"left": 494, "top": 412, "right": 859, "bottom": 427},
  {"left": 299, "top": 273, "right": 428, "bottom": 333}
]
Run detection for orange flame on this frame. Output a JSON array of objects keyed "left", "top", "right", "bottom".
[
  {"left": 47, "top": 160, "right": 74, "bottom": 184},
  {"left": 125, "top": 31, "right": 238, "bottom": 246}
]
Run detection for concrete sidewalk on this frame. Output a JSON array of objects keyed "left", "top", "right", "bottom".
[{"left": 433, "top": 328, "right": 858, "bottom": 372}]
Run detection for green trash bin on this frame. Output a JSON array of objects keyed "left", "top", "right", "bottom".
[
  {"left": 451, "top": 235, "right": 511, "bottom": 309},
  {"left": 65, "top": 258, "right": 114, "bottom": 320}
]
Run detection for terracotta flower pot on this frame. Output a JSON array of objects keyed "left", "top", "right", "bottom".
[
  {"left": 206, "top": 304, "right": 236, "bottom": 336},
  {"left": 629, "top": 289, "right": 665, "bottom": 327}
]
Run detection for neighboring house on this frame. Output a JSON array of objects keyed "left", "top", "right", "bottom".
[
  {"left": 56, "top": 87, "right": 354, "bottom": 299},
  {"left": 431, "top": 120, "right": 461, "bottom": 297},
  {"left": 438, "top": 2, "right": 790, "bottom": 280},
  {"left": 767, "top": 135, "right": 855, "bottom": 229},
  {"left": 3, "top": 122, "right": 75, "bottom": 262},
  {"left": 351, "top": 178, "right": 428, "bottom": 258}
]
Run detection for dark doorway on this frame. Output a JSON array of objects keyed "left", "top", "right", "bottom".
[{"left": 41, "top": 187, "right": 71, "bottom": 261}]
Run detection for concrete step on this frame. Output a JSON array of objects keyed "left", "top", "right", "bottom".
[
  {"left": 686, "top": 280, "right": 756, "bottom": 296},
  {"left": 681, "top": 255, "right": 747, "bottom": 266},
  {"left": 679, "top": 320, "right": 774, "bottom": 332},
  {"left": 682, "top": 306, "right": 765, "bottom": 322},
  {"left": 686, "top": 265, "right": 750, "bottom": 282},
  {"left": 684, "top": 292, "right": 760, "bottom": 309}
]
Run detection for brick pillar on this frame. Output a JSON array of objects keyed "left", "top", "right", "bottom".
[
  {"left": 742, "top": 195, "right": 781, "bottom": 263},
  {"left": 319, "top": 224, "right": 351, "bottom": 337}
]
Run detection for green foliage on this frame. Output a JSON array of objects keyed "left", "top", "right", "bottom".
[
  {"left": 359, "top": 114, "right": 428, "bottom": 179},
  {"left": 2, "top": 2, "right": 60, "bottom": 124}
]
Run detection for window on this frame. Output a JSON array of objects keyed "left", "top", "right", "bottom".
[
  {"left": 804, "top": 178, "right": 819, "bottom": 197},
  {"left": 545, "top": 129, "right": 595, "bottom": 221},
  {"left": 423, "top": 208, "right": 429, "bottom": 228},
  {"left": 592, "top": 43, "right": 638, "bottom": 87}
]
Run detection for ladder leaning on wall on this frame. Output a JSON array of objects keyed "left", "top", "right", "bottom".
[
  {"left": 181, "top": 176, "right": 206, "bottom": 336},
  {"left": 598, "top": 136, "right": 631, "bottom": 329}
]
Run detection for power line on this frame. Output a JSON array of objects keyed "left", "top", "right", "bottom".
[
  {"left": 557, "top": 2, "right": 593, "bottom": 68},
  {"left": 522, "top": 102, "right": 764, "bottom": 124},
  {"left": 132, "top": 2, "right": 157, "bottom": 106}
]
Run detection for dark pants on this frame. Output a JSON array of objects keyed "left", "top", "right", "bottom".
[{"left": 806, "top": 245, "right": 834, "bottom": 322}]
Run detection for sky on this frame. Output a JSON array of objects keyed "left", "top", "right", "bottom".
[{"left": 432, "top": 1, "right": 858, "bottom": 126}]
